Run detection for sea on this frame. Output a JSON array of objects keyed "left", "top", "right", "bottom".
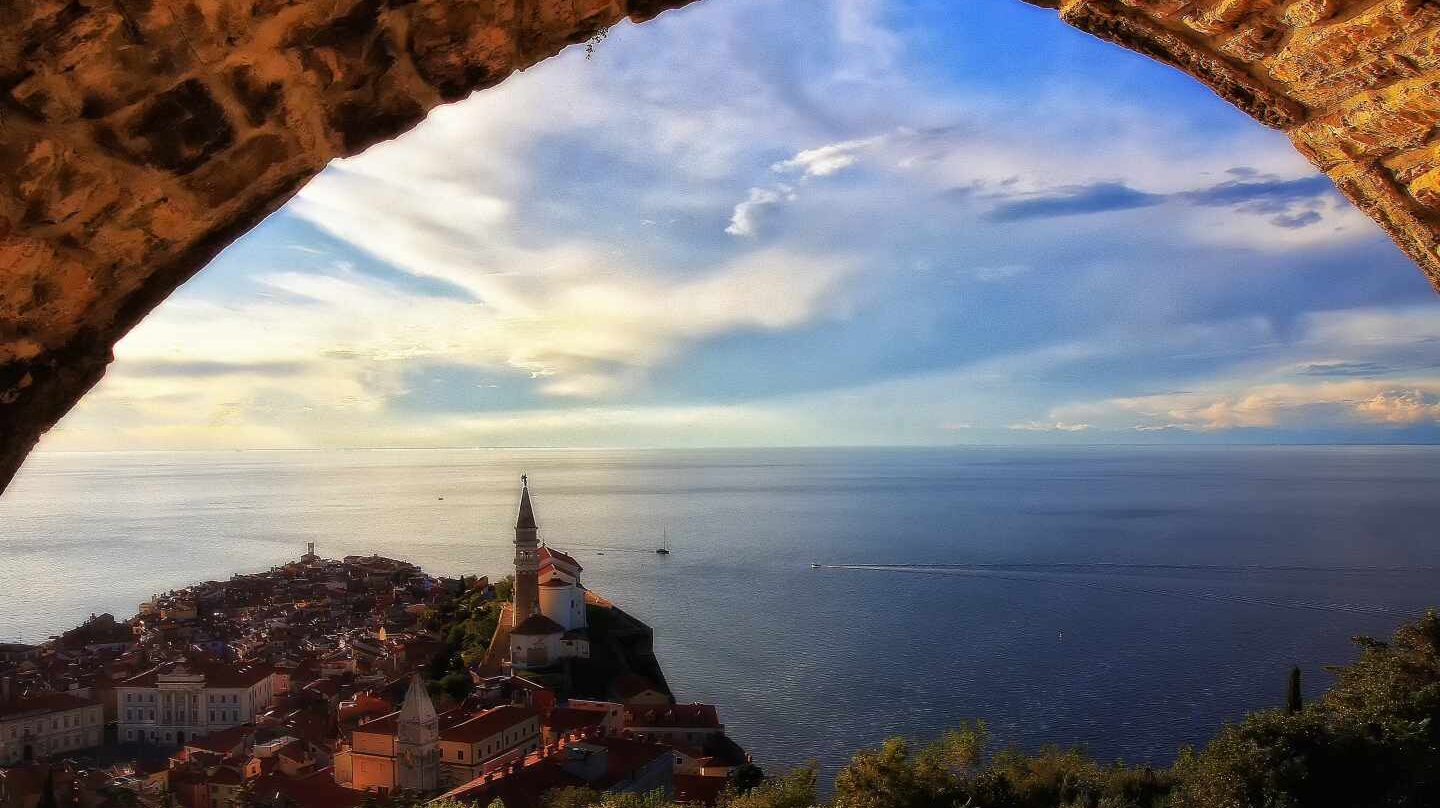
[{"left": 2, "top": 446, "right": 1438, "bottom": 780}]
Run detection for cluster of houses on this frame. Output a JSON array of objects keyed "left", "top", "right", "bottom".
[{"left": 0, "top": 488, "right": 748, "bottom": 808}]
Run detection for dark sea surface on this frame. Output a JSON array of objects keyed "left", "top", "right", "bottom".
[{"left": 2, "top": 446, "right": 1438, "bottom": 779}]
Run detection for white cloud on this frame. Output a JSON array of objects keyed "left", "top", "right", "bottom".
[
  {"left": 40, "top": 0, "right": 1439, "bottom": 452},
  {"left": 1179, "top": 195, "right": 1378, "bottom": 250},
  {"left": 1054, "top": 379, "right": 1440, "bottom": 431},
  {"left": 1008, "top": 421, "right": 1092, "bottom": 432},
  {"left": 725, "top": 185, "right": 797, "bottom": 237},
  {"left": 966, "top": 265, "right": 1030, "bottom": 283},
  {"left": 114, "top": 245, "right": 853, "bottom": 407},
  {"left": 771, "top": 135, "right": 886, "bottom": 178}
]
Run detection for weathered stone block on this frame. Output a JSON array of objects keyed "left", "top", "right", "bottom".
[
  {"left": 1269, "top": 0, "right": 1438, "bottom": 85},
  {"left": 114, "top": 78, "right": 236, "bottom": 174},
  {"left": 1409, "top": 164, "right": 1440, "bottom": 206},
  {"left": 408, "top": 4, "right": 516, "bottom": 100}
]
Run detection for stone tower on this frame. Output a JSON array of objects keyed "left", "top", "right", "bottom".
[
  {"left": 513, "top": 475, "right": 540, "bottom": 626},
  {"left": 395, "top": 674, "right": 439, "bottom": 792}
]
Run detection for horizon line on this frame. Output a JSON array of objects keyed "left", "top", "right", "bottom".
[{"left": 28, "top": 442, "right": 1440, "bottom": 454}]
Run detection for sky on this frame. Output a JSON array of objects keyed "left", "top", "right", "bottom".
[{"left": 42, "top": 0, "right": 1440, "bottom": 450}]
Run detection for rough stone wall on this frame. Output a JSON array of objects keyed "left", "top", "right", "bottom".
[
  {"left": 0, "top": 0, "right": 693, "bottom": 490},
  {"left": 1043, "top": 0, "right": 1440, "bottom": 294},
  {"left": 1, "top": 0, "right": 1439, "bottom": 493}
]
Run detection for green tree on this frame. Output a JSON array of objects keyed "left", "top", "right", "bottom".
[
  {"left": 543, "top": 787, "right": 603, "bottom": 808},
  {"left": 730, "top": 762, "right": 767, "bottom": 796},
  {"left": 494, "top": 575, "right": 515, "bottom": 603},
  {"left": 1172, "top": 610, "right": 1440, "bottom": 808},
  {"left": 542, "top": 792, "right": 677, "bottom": 808},
  {"left": 833, "top": 725, "right": 985, "bottom": 808},
  {"left": 725, "top": 765, "right": 817, "bottom": 808},
  {"left": 440, "top": 670, "right": 473, "bottom": 702}
]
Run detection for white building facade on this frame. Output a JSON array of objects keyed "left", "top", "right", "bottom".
[
  {"left": 506, "top": 481, "right": 591, "bottom": 671},
  {"left": 0, "top": 693, "right": 104, "bottom": 765},
  {"left": 116, "top": 661, "right": 276, "bottom": 745}
]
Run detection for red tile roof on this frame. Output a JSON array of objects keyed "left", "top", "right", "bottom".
[
  {"left": 538, "top": 546, "right": 582, "bottom": 574},
  {"left": 586, "top": 736, "right": 673, "bottom": 782},
  {"left": 251, "top": 770, "right": 363, "bottom": 808},
  {"left": 626, "top": 703, "right": 721, "bottom": 729},
  {"left": 441, "top": 705, "right": 538, "bottom": 744},
  {"left": 183, "top": 724, "right": 255, "bottom": 755},
  {"left": 511, "top": 614, "right": 565, "bottom": 636},
  {"left": 119, "top": 659, "right": 272, "bottom": 689},
  {"left": 352, "top": 709, "right": 401, "bottom": 736},
  {"left": 611, "top": 674, "right": 661, "bottom": 700},
  {"left": 0, "top": 692, "right": 99, "bottom": 720},
  {"left": 449, "top": 760, "right": 582, "bottom": 808},
  {"left": 543, "top": 707, "right": 607, "bottom": 734}
]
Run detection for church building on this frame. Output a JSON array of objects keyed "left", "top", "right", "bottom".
[
  {"left": 509, "top": 477, "right": 592, "bottom": 670},
  {"left": 340, "top": 675, "right": 440, "bottom": 793}
]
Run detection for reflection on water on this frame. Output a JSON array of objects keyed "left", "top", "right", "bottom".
[{"left": 3, "top": 446, "right": 1438, "bottom": 777}]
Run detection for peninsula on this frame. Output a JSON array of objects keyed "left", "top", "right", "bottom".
[{"left": 0, "top": 478, "right": 748, "bottom": 808}]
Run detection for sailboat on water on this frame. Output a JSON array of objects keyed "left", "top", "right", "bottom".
[{"left": 655, "top": 529, "right": 671, "bottom": 555}]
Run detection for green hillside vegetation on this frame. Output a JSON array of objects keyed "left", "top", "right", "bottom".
[
  {"left": 425, "top": 576, "right": 513, "bottom": 702},
  {"left": 534, "top": 610, "right": 1440, "bottom": 808}
]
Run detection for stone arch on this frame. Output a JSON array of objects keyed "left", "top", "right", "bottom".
[{"left": 2, "top": 0, "right": 1439, "bottom": 492}]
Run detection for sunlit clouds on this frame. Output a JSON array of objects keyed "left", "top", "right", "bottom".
[{"left": 41, "top": 0, "right": 1440, "bottom": 450}]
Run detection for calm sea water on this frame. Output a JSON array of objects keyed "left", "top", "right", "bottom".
[{"left": 2, "top": 446, "right": 1438, "bottom": 778}]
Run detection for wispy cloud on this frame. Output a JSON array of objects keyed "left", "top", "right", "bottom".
[
  {"left": 771, "top": 135, "right": 886, "bottom": 178},
  {"left": 1293, "top": 361, "right": 1394, "bottom": 378},
  {"left": 987, "top": 181, "right": 1163, "bottom": 221},
  {"left": 985, "top": 173, "right": 1341, "bottom": 229},
  {"left": 42, "top": 0, "right": 1437, "bottom": 451},
  {"left": 1177, "top": 174, "right": 1335, "bottom": 210},
  {"left": 1009, "top": 420, "right": 1092, "bottom": 432},
  {"left": 1056, "top": 380, "right": 1440, "bottom": 431}
]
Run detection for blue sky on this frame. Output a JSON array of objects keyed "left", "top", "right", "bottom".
[{"left": 44, "top": 0, "right": 1440, "bottom": 449}]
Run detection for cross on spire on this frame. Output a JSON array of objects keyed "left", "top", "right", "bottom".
[{"left": 516, "top": 475, "right": 537, "bottom": 531}]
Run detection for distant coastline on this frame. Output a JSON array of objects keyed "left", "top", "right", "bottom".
[{"left": 3, "top": 445, "right": 1436, "bottom": 776}]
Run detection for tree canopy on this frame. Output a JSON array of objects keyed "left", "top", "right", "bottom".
[{"left": 525, "top": 610, "right": 1440, "bottom": 808}]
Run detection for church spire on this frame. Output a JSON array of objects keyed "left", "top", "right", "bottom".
[
  {"left": 517, "top": 474, "right": 537, "bottom": 531},
  {"left": 398, "top": 673, "right": 437, "bottom": 727},
  {"left": 513, "top": 475, "right": 540, "bottom": 626},
  {"left": 395, "top": 673, "right": 439, "bottom": 791}
]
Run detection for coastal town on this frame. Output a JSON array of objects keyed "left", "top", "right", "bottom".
[{"left": 0, "top": 479, "right": 748, "bottom": 808}]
